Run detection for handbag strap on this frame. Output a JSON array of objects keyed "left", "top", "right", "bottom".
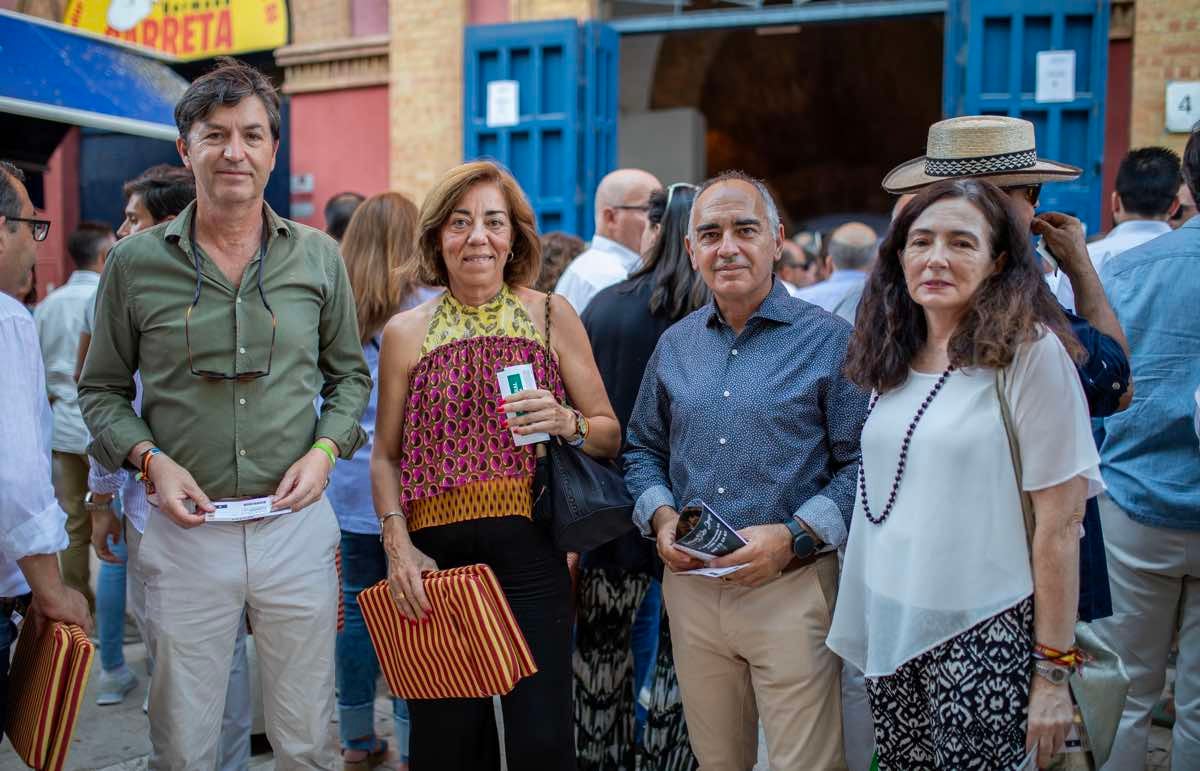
[
  {"left": 994, "top": 367, "right": 1036, "bottom": 557},
  {"left": 544, "top": 291, "right": 554, "bottom": 354}
]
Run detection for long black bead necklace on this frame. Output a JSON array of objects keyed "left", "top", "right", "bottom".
[{"left": 859, "top": 366, "right": 954, "bottom": 525}]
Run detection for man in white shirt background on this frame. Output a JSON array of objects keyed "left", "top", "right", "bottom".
[
  {"left": 554, "top": 168, "right": 661, "bottom": 313},
  {"left": 1056, "top": 147, "right": 1181, "bottom": 312},
  {"left": 0, "top": 160, "right": 92, "bottom": 728},
  {"left": 34, "top": 221, "right": 116, "bottom": 613},
  {"left": 792, "top": 221, "right": 877, "bottom": 315}
]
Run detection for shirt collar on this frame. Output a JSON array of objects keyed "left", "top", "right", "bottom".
[
  {"left": 1107, "top": 219, "right": 1172, "bottom": 238},
  {"left": 590, "top": 235, "right": 642, "bottom": 273},
  {"left": 826, "top": 269, "right": 869, "bottom": 283},
  {"left": 66, "top": 270, "right": 101, "bottom": 286},
  {"left": 705, "top": 277, "right": 795, "bottom": 328},
  {"left": 165, "top": 199, "right": 291, "bottom": 255}
]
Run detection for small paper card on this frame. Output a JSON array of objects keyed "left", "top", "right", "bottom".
[
  {"left": 496, "top": 363, "right": 550, "bottom": 446},
  {"left": 204, "top": 496, "right": 291, "bottom": 523},
  {"left": 679, "top": 564, "right": 749, "bottom": 578}
]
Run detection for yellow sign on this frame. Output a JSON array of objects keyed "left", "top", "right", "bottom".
[{"left": 63, "top": 0, "right": 288, "bottom": 60}]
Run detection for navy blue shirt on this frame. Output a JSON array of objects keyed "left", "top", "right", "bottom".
[
  {"left": 624, "top": 279, "right": 869, "bottom": 546},
  {"left": 1064, "top": 307, "right": 1129, "bottom": 418},
  {"left": 1063, "top": 305, "right": 1130, "bottom": 622}
]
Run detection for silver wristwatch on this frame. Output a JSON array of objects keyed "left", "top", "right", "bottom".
[{"left": 1033, "top": 659, "right": 1071, "bottom": 686}]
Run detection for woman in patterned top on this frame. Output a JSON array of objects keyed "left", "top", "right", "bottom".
[{"left": 371, "top": 160, "right": 620, "bottom": 770}]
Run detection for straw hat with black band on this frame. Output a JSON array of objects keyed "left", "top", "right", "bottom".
[{"left": 883, "top": 116, "right": 1082, "bottom": 193}]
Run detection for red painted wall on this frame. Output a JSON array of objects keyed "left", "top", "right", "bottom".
[
  {"left": 288, "top": 85, "right": 389, "bottom": 231},
  {"left": 1101, "top": 38, "right": 1133, "bottom": 234},
  {"left": 38, "top": 128, "right": 81, "bottom": 298}
]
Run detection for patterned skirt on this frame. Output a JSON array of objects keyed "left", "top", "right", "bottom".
[
  {"left": 573, "top": 568, "right": 698, "bottom": 771},
  {"left": 865, "top": 598, "right": 1035, "bottom": 771}
]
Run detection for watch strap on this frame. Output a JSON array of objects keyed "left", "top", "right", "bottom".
[{"left": 785, "top": 518, "right": 818, "bottom": 560}]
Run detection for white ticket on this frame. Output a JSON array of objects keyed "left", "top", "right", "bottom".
[
  {"left": 204, "top": 496, "right": 292, "bottom": 523},
  {"left": 496, "top": 363, "right": 551, "bottom": 446}
]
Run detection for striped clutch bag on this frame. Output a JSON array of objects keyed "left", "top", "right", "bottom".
[
  {"left": 4, "top": 606, "right": 95, "bottom": 771},
  {"left": 358, "top": 564, "right": 537, "bottom": 699}
]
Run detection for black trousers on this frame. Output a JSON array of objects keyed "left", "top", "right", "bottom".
[{"left": 407, "top": 515, "right": 576, "bottom": 771}]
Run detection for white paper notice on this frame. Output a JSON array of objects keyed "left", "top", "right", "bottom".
[
  {"left": 679, "top": 563, "right": 749, "bottom": 578},
  {"left": 1035, "top": 50, "right": 1076, "bottom": 103},
  {"left": 486, "top": 80, "right": 520, "bottom": 128}
]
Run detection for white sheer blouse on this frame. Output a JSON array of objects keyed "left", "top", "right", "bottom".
[{"left": 827, "top": 332, "right": 1104, "bottom": 678}]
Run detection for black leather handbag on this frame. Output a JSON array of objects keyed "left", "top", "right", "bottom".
[{"left": 535, "top": 293, "right": 635, "bottom": 553}]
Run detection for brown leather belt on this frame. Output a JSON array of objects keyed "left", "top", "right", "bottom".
[
  {"left": 0, "top": 593, "right": 31, "bottom": 620},
  {"left": 781, "top": 548, "right": 835, "bottom": 575}
]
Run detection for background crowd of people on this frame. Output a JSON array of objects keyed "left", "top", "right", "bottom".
[{"left": 1, "top": 56, "right": 1198, "bottom": 771}]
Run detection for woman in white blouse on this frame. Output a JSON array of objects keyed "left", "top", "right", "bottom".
[{"left": 828, "top": 178, "right": 1105, "bottom": 770}]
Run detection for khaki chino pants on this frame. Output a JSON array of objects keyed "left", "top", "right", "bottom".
[
  {"left": 52, "top": 451, "right": 93, "bottom": 611},
  {"left": 138, "top": 496, "right": 340, "bottom": 770},
  {"left": 663, "top": 554, "right": 847, "bottom": 771}
]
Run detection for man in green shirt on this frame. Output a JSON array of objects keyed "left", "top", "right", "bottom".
[{"left": 79, "top": 58, "right": 370, "bottom": 769}]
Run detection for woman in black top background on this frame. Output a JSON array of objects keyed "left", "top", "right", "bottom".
[{"left": 575, "top": 183, "right": 706, "bottom": 771}]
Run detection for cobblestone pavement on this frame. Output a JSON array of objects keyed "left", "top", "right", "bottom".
[{"left": 0, "top": 639, "right": 1175, "bottom": 770}]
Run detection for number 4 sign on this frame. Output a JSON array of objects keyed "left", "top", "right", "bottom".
[{"left": 1166, "top": 82, "right": 1200, "bottom": 133}]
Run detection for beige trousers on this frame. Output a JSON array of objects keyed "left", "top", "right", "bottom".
[
  {"left": 1093, "top": 494, "right": 1200, "bottom": 771},
  {"left": 52, "top": 451, "right": 93, "bottom": 612},
  {"left": 137, "top": 496, "right": 340, "bottom": 770},
  {"left": 663, "top": 554, "right": 847, "bottom": 771}
]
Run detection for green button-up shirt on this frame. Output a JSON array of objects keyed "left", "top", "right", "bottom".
[{"left": 78, "top": 201, "right": 371, "bottom": 499}]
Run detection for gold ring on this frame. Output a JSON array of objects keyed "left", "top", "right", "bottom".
[{"left": 398, "top": 592, "right": 406, "bottom": 600}]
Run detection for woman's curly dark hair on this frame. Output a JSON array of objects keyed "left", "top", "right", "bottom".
[{"left": 844, "top": 178, "right": 1083, "bottom": 393}]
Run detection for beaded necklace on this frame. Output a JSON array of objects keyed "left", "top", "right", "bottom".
[{"left": 859, "top": 366, "right": 954, "bottom": 526}]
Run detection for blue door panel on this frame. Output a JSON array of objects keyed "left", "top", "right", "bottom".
[
  {"left": 582, "top": 20, "right": 619, "bottom": 240},
  {"left": 464, "top": 19, "right": 618, "bottom": 240},
  {"left": 944, "top": 0, "right": 1108, "bottom": 233}
]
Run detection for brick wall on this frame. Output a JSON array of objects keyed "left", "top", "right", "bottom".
[
  {"left": 1130, "top": 0, "right": 1200, "bottom": 153},
  {"left": 511, "top": 0, "right": 594, "bottom": 20},
  {"left": 290, "top": 0, "right": 351, "bottom": 44},
  {"left": 387, "top": 0, "right": 467, "bottom": 202},
  {"left": 1, "top": 0, "right": 59, "bottom": 21}
]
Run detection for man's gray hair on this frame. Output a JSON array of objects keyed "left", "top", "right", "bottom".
[
  {"left": 0, "top": 161, "right": 25, "bottom": 233},
  {"left": 689, "top": 170, "right": 781, "bottom": 236},
  {"left": 828, "top": 238, "right": 876, "bottom": 271}
]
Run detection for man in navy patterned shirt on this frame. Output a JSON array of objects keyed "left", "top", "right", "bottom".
[{"left": 625, "top": 170, "right": 868, "bottom": 770}]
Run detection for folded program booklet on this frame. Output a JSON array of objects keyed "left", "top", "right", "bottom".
[{"left": 673, "top": 500, "right": 746, "bottom": 561}]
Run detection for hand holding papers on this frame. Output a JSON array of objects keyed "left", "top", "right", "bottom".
[{"left": 673, "top": 501, "right": 750, "bottom": 578}]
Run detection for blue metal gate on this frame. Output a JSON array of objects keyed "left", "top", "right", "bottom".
[
  {"left": 943, "top": 0, "right": 1109, "bottom": 233},
  {"left": 464, "top": 19, "right": 618, "bottom": 239}
]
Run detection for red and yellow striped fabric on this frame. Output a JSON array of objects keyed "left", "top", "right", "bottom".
[
  {"left": 4, "top": 607, "right": 95, "bottom": 771},
  {"left": 358, "top": 564, "right": 537, "bottom": 699},
  {"left": 335, "top": 546, "right": 345, "bottom": 634}
]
